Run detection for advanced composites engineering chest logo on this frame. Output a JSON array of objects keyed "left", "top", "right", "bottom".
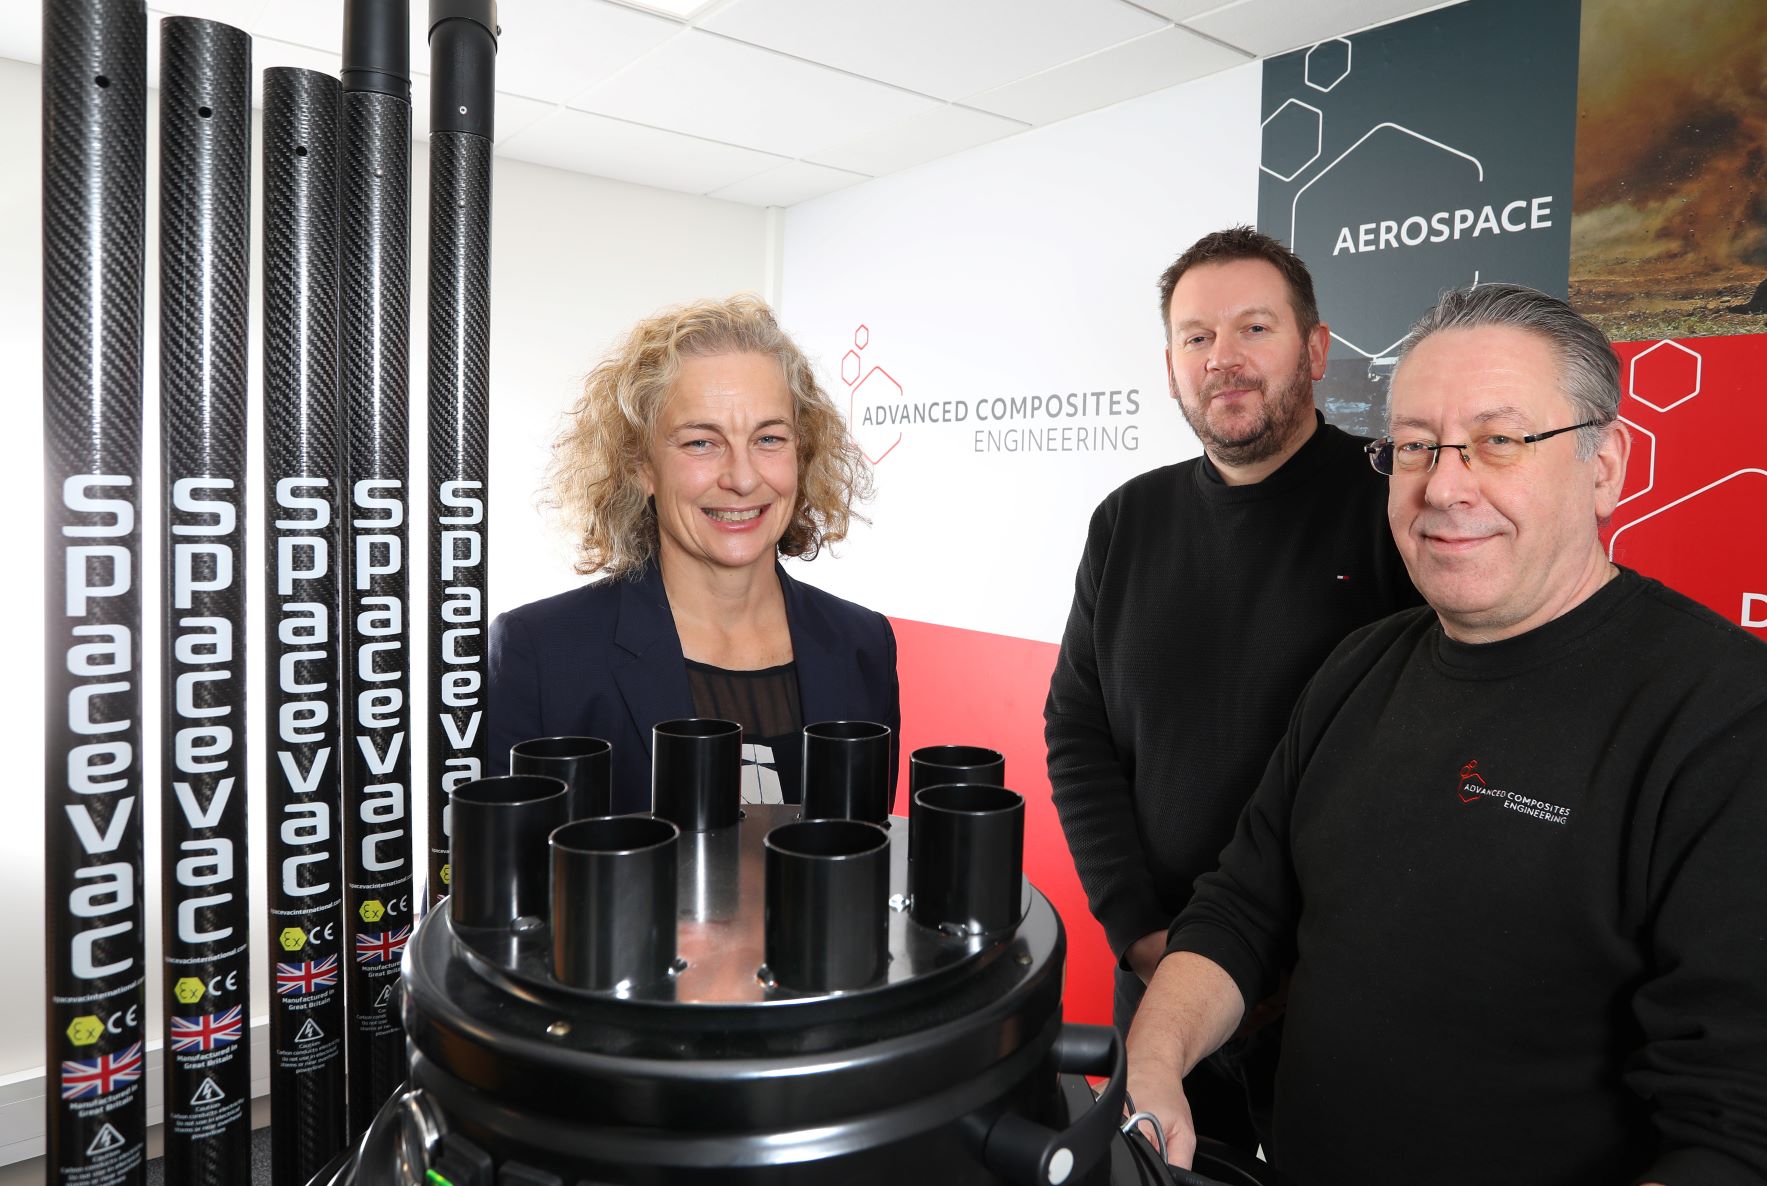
[
  {"left": 1453, "top": 759, "right": 1572, "bottom": 827},
  {"left": 838, "top": 324, "right": 1142, "bottom": 463}
]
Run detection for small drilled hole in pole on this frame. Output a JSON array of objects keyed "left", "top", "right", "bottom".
[
  {"left": 94, "top": 75, "right": 110, "bottom": 88},
  {"left": 295, "top": 145, "right": 308, "bottom": 157},
  {"left": 198, "top": 106, "right": 213, "bottom": 118}
]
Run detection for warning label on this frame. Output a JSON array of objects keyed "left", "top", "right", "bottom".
[
  {"left": 170, "top": 1075, "right": 243, "bottom": 1141},
  {"left": 279, "top": 1018, "right": 343, "bottom": 1073},
  {"left": 63, "top": 1122, "right": 145, "bottom": 1186}
]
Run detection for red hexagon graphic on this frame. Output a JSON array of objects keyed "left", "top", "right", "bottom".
[
  {"left": 841, "top": 350, "right": 861, "bottom": 385},
  {"left": 849, "top": 366, "right": 903, "bottom": 464},
  {"left": 1628, "top": 340, "right": 1701, "bottom": 413}
]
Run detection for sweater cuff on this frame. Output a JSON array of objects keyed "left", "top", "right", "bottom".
[
  {"left": 1098, "top": 894, "right": 1173, "bottom": 964},
  {"left": 1639, "top": 1145, "right": 1762, "bottom": 1186},
  {"left": 1165, "top": 919, "right": 1268, "bottom": 1020}
]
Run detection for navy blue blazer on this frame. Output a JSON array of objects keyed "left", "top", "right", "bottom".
[{"left": 487, "top": 561, "right": 900, "bottom": 813}]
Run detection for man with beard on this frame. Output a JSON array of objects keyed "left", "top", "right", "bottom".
[{"left": 1045, "top": 227, "right": 1418, "bottom": 1154}]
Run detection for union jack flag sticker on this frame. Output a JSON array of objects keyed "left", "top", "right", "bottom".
[
  {"left": 276, "top": 954, "right": 339, "bottom": 996},
  {"left": 61, "top": 1042, "right": 143, "bottom": 1100},
  {"left": 170, "top": 1005, "right": 244, "bottom": 1054},
  {"left": 354, "top": 925, "right": 411, "bottom": 964}
]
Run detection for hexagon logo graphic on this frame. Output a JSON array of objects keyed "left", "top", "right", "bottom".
[
  {"left": 841, "top": 323, "right": 902, "bottom": 464},
  {"left": 173, "top": 977, "right": 206, "bottom": 1005},
  {"left": 1628, "top": 340, "right": 1701, "bottom": 413},
  {"left": 1290, "top": 123, "right": 1486, "bottom": 359},
  {"left": 279, "top": 926, "right": 307, "bottom": 952},
  {"left": 359, "top": 898, "right": 386, "bottom": 923},
  {"left": 67, "top": 1015, "right": 105, "bottom": 1046},
  {"left": 1260, "top": 99, "right": 1323, "bottom": 183},
  {"left": 1305, "top": 38, "right": 1352, "bottom": 93},
  {"left": 850, "top": 366, "right": 904, "bottom": 464}
]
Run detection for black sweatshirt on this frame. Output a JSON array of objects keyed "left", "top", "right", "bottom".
[
  {"left": 1045, "top": 417, "right": 1419, "bottom": 960},
  {"left": 1171, "top": 569, "right": 1767, "bottom": 1186}
]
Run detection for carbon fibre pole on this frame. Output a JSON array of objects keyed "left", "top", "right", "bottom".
[
  {"left": 339, "top": 0, "right": 415, "bottom": 1137},
  {"left": 156, "top": 18, "right": 253, "bottom": 1183},
  {"left": 425, "top": 0, "right": 497, "bottom": 906},
  {"left": 42, "top": 1, "right": 149, "bottom": 1181},
  {"left": 262, "top": 67, "right": 350, "bottom": 1183}
]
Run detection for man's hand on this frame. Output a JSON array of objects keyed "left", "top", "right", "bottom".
[
  {"left": 1125, "top": 952, "right": 1244, "bottom": 1167},
  {"left": 1126, "top": 929, "right": 1169, "bottom": 984}
]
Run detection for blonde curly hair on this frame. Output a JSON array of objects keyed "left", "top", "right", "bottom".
[{"left": 547, "top": 294, "right": 871, "bottom": 577}]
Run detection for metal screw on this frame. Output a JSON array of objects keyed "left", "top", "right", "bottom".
[
  {"left": 1016, "top": 951, "right": 1032, "bottom": 966},
  {"left": 546, "top": 1020, "right": 571, "bottom": 1038},
  {"left": 457, "top": 105, "right": 468, "bottom": 115}
]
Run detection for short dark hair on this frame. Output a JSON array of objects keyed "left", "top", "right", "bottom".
[{"left": 1157, "top": 226, "right": 1320, "bottom": 340}]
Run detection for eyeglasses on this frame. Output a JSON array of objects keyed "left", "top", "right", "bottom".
[{"left": 1364, "top": 421, "right": 1602, "bottom": 476}]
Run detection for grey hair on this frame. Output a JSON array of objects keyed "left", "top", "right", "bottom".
[{"left": 1392, "top": 283, "right": 1620, "bottom": 459}]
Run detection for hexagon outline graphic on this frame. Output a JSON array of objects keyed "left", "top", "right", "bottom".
[
  {"left": 841, "top": 350, "right": 861, "bottom": 386},
  {"left": 848, "top": 364, "right": 903, "bottom": 465},
  {"left": 1305, "top": 38, "right": 1353, "bottom": 94},
  {"left": 1290, "top": 121, "right": 1485, "bottom": 359},
  {"left": 854, "top": 325, "right": 870, "bottom": 350},
  {"left": 1608, "top": 468, "right": 1767, "bottom": 560},
  {"left": 1259, "top": 98, "right": 1323, "bottom": 183},
  {"left": 1616, "top": 415, "right": 1656, "bottom": 508},
  {"left": 1628, "top": 339, "right": 1702, "bottom": 413}
]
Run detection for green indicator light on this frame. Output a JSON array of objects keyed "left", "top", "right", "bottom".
[{"left": 425, "top": 1171, "right": 454, "bottom": 1186}]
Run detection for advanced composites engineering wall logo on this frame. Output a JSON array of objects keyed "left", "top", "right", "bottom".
[
  {"left": 838, "top": 324, "right": 1142, "bottom": 462},
  {"left": 1254, "top": 0, "right": 1580, "bottom": 434}
]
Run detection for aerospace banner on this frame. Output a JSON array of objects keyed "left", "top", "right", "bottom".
[
  {"left": 1253, "top": 0, "right": 1767, "bottom": 639},
  {"left": 1255, "top": 0, "right": 1580, "bottom": 436}
]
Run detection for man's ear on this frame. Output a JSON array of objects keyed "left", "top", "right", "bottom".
[
  {"left": 1592, "top": 419, "right": 1632, "bottom": 521},
  {"left": 1307, "top": 321, "right": 1331, "bottom": 381}
]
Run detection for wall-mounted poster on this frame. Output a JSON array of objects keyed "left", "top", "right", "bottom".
[{"left": 1256, "top": 0, "right": 1581, "bottom": 436}]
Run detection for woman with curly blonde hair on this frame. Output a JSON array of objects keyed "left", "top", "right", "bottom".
[{"left": 488, "top": 295, "right": 899, "bottom": 811}]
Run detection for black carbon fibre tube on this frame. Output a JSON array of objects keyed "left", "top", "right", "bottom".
[
  {"left": 157, "top": 18, "right": 253, "bottom": 1184},
  {"left": 425, "top": 0, "right": 496, "bottom": 906},
  {"left": 262, "top": 67, "right": 350, "bottom": 1185},
  {"left": 339, "top": 0, "right": 415, "bottom": 1138},
  {"left": 42, "top": 1, "right": 148, "bottom": 1181},
  {"left": 156, "top": 13, "right": 254, "bottom": 1180}
]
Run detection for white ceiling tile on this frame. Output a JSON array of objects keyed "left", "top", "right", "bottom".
[
  {"left": 490, "top": 91, "right": 559, "bottom": 143},
  {"left": 623, "top": 0, "right": 722, "bottom": 17},
  {"left": 1131, "top": 0, "right": 1244, "bottom": 21},
  {"left": 572, "top": 30, "right": 938, "bottom": 159},
  {"left": 154, "top": 1, "right": 272, "bottom": 32},
  {"left": 701, "top": 0, "right": 1167, "bottom": 100},
  {"left": 965, "top": 25, "right": 1247, "bottom": 126},
  {"left": 495, "top": 106, "right": 787, "bottom": 195},
  {"left": 707, "top": 159, "right": 867, "bottom": 207},
  {"left": 493, "top": 0, "right": 681, "bottom": 104},
  {"left": 1185, "top": 0, "right": 1439, "bottom": 58},
  {"left": 805, "top": 104, "right": 1025, "bottom": 177}
]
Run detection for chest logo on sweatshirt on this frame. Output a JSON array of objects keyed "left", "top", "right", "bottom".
[{"left": 1453, "top": 759, "right": 1572, "bottom": 826}]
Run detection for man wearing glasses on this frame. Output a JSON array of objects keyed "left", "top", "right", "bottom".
[
  {"left": 1125, "top": 283, "right": 1767, "bottom": 1185},
  {"left": 1045, "top": 226, "right": 1419, "bottom": 1155}
]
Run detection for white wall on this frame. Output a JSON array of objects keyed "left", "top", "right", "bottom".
[
  {"left": 778, "top": 65, "right": 1262, "bottom": 643},
  {"left": 0, "top": 50, "right": 768, "bottom": 1156}
]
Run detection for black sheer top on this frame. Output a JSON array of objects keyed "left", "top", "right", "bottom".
[{"left": 685, "top": 660, "right": 804, "bottom": 805}]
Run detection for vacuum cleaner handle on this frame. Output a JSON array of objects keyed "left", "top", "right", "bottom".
[{"left": 982, "top": 1022, "right": 1126, "bottom": 1186}]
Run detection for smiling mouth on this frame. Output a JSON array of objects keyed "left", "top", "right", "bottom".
[{"left": 703, "top": 507, "right": 763, "bottom": 523}]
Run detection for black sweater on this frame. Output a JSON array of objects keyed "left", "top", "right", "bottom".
[
  {"left": 1172, "top": 570, "right": 1767, "bottom": 1186},
  {"left": 1045, "top": 418, "right": 1418, "bottom": 959}
]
